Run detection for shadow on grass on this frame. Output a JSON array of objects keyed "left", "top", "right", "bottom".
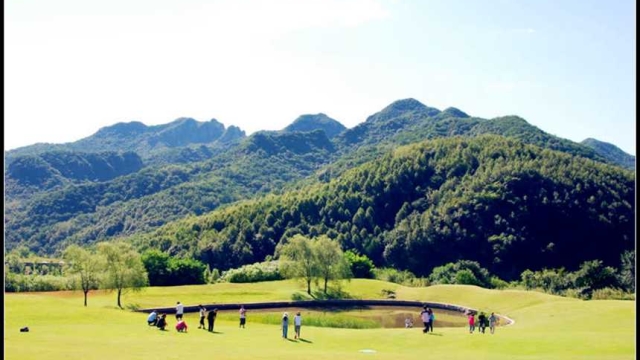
[
  {"left": 291, "top": 292, "right": 312, "bottom": 301},
  {"left": 311, "top": 288, "right": 354, "bottom": 300},
  {"left": 427, "top": 332, "right": 443, "bottom": 336},
  {"left": 298, "top": 338, "right": 313, "bottom": 343},
  {"left": 209, "top": 331, "right": 224, "bottom": 334},
  {"left": 291, "top": 288, "right": 355, "bottom": 301}
]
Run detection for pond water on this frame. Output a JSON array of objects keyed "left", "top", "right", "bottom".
[{"left": 213, "top": 306, "right": 473, "bottom": 329}]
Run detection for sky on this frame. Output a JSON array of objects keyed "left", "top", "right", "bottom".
[{"left": 4, "top": 0, "right": 636, "bottom": 155}]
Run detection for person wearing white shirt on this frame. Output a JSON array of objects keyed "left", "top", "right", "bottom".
[
  {"left": 176, "top": 301, "right": 184, "bottom": 321},
  {"left": 294, "top": 312, "right": 302, "bottom": 339}
]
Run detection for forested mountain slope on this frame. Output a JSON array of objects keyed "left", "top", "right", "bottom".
[
  {"left": 128, "top": 135, "right": 635, "bottom": 280},
  {"left": 5, "top": 99, "right": 633, "bottom": 257},
  {"left": 581, "top": 138, "right": 635, "bottom": 170}
]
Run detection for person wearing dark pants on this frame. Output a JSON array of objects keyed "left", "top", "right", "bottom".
[
  {"left": 427, "top": 308, "right": 434, "bottom": 333},
  {"left": 175, "top": 301, "right": 184, "bottom": 321},
  {"left": 207, "top": 308, "right": 217, "bottom": 332},
  {"left": 198, "top": 305, "right": 206, "bottom": 329},
  {"left": 420, "top": 306, "right": 429, "bottom": 333}
]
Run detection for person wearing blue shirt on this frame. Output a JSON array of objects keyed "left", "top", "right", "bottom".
[{"left": 147, "top": 310, "right": 158, "bottom": 326}]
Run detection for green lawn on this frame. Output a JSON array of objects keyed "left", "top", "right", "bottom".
[{"left": 5, "top": 280, "right": 635, "bottom": 360}]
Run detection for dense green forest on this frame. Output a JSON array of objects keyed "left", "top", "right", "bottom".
[
  {"left": 581, "top": 138, "right": 635, "bottom": 170},
  {"left": 5, "top": 99, "right": 635, "bottom": 278},
  {"left": 127, "top": 136, "right": 634, "bottom": 281}
]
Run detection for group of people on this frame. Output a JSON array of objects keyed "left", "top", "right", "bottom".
[
  {"left": 420, "top": 306, "right": 436, "bottom": 333},
  {"left": 146, "top": 303, "right": 304, "bottom": 339},
  {"left": 467, "top": 311, "right": 497, "bottom": 334},
  {"left": 197, "top": 304, "right": 219, "bottom": 332},
  {"left": 147, "top": 302, "right": 497, "bottom": 336},
  {"left": 146, "top": 311, "right": 167, "bottom": 330},
  {"left": 147, "top": 302, "right": 219, "bottom": 333},
  {"left": 280, "top": 312, "right": 303, "bottom": 339}
]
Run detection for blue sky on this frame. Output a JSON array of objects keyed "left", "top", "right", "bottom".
[{"left": 5, "top": 0, "right": 636, "bottom": 155}]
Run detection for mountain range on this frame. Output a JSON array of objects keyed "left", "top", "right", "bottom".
[{"left": 4, "top": 99, "right": 635, "bottom": 279}]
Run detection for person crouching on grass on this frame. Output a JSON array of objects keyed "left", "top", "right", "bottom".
[
  {"left": 147, "top": 310, "right": 158, "bottom": 326},
  {"left": 176, "top": 319, "right": 188, "bottom": 332},
  {"left": 156, "top": 314, "right": 167, "bottom": 331}
]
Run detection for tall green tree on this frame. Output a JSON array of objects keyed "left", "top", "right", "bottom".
[
  {"left": 278, "top": 234, "right": 317, "bottom": 295},
  {"left": 141, "top": 250, "right": 170, "bottom": 286},
  {"left": 618, "top": 250, "right": 635, "bottom": 292},
  {"left": 97, "top": 242, "right": 148, "bottom": 308},
  {"left": 314, "top": 236, "right": 351, "bottom": 294},
  {"left": 63, "top": 245, "right": 104, "bottom": 306},
  {"left": 572, "top": 260, "right": 618, "bottom": 297}
]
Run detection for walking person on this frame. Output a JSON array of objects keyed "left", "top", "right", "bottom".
[
  {"left": 478, "top": 312, "right": 487, "bottom": 334},
  {"left": 420, "top": 306, "right": 430, "bottom": 333},
  {"left": 175, "top": 301, "right": 184, "bottom": 321},
  {"left": 207, "top": 308, "right": 217, "bottom": 332},
  {"left": 428, "top": 308, "right": 435, "bottom": 333},
  {"left": 198, "top": 305, "right": 206, "bottom": 329},
  {"left": 468, "top": 312, "right": 476, "bottom": 334},
  {"left": 489, "top": 312, "right": 497, "bottom": 334},
  {"left": 239, "top": 305, "right": 247, "bottom": 328},
  {"left": 282, "top": 312, "right": 289, "bottom": 339},
  {"left": 294, "top": 312, "right": 302, "bottom": 339}
]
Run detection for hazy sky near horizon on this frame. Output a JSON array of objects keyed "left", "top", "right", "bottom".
[{"left": 5, "top": 0, "right": 636, "bottom": 155}]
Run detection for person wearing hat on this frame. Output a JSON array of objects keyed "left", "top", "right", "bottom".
[{"left": 282, "top": 312, "right": 290, "bottom": 339}]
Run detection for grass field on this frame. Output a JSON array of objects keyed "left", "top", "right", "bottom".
[{"left": 4, "top": 279, "right": 635, "bottom": 359}]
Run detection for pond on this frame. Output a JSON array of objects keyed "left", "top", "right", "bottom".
[{"left": 212, "top": 306, "right": 474, "bottom": 329}]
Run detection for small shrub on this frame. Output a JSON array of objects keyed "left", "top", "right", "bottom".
[
  {"left": 591, "top": 287, "right": 635, "bottom": 300},
  {"left": 374, "top": 268, "right": 423, "bottom": 286},
  {"left": 344, "top": 251, "right": 375, "bottom": 278},
  {"left": 563, "top": 288, "right": 588, "bottom": 299},
  {"left": 220, "top": 261, "right": 283, "bottom": 283},
  {"left": 4, "top": 274, "right": 72, "bottom": 292},
  {"left": 489, "top": 276, "right": 509, "bottom": 289}
]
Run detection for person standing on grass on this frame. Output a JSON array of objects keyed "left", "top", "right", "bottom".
[
  {"left": 282, "top": 312, "right": 289, "bottom": 339},
  {"left": 489, "top": 312, "right": 497, "bottom": 334},
  {"left": 176, "top": 301, "right": 184, "bottom": 321},
  {"left": 239, "top": 305, "right": 247, "bottom": 328},
  {"left": 478, "top": 312, "right": 487, "bottom": 334},
  {"left": 198, "top": 305, "right": 206, "bottom": 329},
  {"left": 428, "top": 308, "right": 435, "bottom": 333},
  {"left": 294, "top": 312, "right": 302, "bottom": 339},
  {"left": 207, "top": 308, "right": 218, "bottom": 332},
  {"left": 468, "top": 312, "right": 476, "bottom": 334},
  {"left": 420, "top": 306, "right": 430, "bottom": 333}
]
